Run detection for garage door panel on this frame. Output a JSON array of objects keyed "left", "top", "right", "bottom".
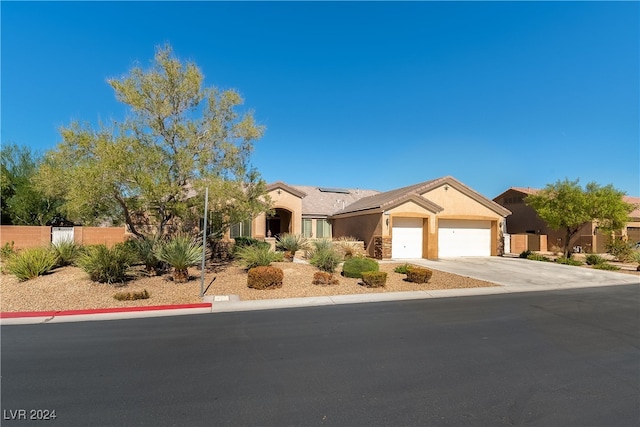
[
  {"left": 438, "top": 219, "right": 491, "bottom": 257},
  {"left": 392, "top": 217, "right": 423, "bottom": 258}
]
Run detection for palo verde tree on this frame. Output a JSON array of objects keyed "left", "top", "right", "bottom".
[
  {"left": 525, "top": 179, "right": 633, "bottom": 257},
  {"left": 36, "top": 45, "right": 270, "bottom": 238},
  {"left": 1, "top": 143, "right": 63, "bottom": 225}
]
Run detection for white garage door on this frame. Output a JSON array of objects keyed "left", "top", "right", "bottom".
[
  {"left": 438, "top": 219, "right": 491, "bottom": 257},
  {"left": 392, "top": 217, "right": 423, "bottom": 258}
]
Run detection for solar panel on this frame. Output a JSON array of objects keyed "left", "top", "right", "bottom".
[{"left": 318, "top": 187, "right": 351, "bottom": 194}]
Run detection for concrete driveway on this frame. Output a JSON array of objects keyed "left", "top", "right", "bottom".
[{"left": 395, "top": 256, "right": 639, "bottom": 292}]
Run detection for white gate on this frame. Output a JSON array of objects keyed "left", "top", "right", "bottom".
[
  {"left": 504, "top": 233, "right": 511, "bottom": 254},
  {"left": 52, "top": 227, "right": 74, "bottom": 246}
]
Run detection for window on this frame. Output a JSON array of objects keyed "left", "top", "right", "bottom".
[
  {"left": 316, "top": 219, "right": 331, "bottom": 239},
  {"left": 302, "top": 219, "right": 313, "bottom": 238},
  {"left": 230, "top": 219, "right": 252, "bottom": 238}
]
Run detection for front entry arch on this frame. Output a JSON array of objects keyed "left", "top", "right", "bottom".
[{"left": 266, "top": 208, "right": 293, "bottom": 238}]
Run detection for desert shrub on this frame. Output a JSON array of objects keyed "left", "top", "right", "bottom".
[
  {"left": 312, "top": 271, "right": 339, "bottom": 286},
  {"left": 519, "top": 250, "right": 532, "bottom": 258},
  {"left": 50, "top": 240, "right": 83, "bottom": 267},
  {"left": 394, "top": 263, "right": 412, "bottom": 274},
  {"left": 127, "top": 236, "right": 163, "bottom": 273},
  {"left": 275, "top": 233, "right": 308, "bottom": 257},
  {"left": 0, "top": 241, "right": 15, "bottom": 260},
  {"left": 591, "top": 263, "right": 620, "bottom": 271},
  {"left": 526, "top": 253, "right": 552, "bottom": 262},
  {"left": 236, "top": 244, "right": 283, "bottom": 269},
  {"left": 334, "top": 237, "right": 366, "bottom": 259},
  {"left": 631, "top": 251, "right": 640, "bottom": 271},
  {"left": 113, "top": 289, "right": 150, "bottom": 301},
  {"left": 4, "top": 247, "right": 57, "bottom": 281},
  {"left": 77, "top": 243, "right": 137, "bottom": 284},
  {"left": 342, "top": 257, "right": 379, "bottom": 278},
  {"left": 247, "top": 266, "right": 284, "bottom": 290},
  {"left": 154, "top": 234, "right": 203, "bottom": 283},
  {"left": 233, "top": 237, "right": 270, "bottom": 255},
  {"left": 361, "top": 271, "right": 387, "bottom": 288},
  {"left": 305, "top": 238, "right": 333, "bottom": 257},
  {"left": 308, "top": 239, "right": 342, "bottom": 273},
  {"left": 555, "top": 256, "right": 583, "bottom": 266},
  {"left": 406, "top": 267, "right": 433, "bottom": 283},
  {"left": 585, "top": 254, "right": 606, "bottom": 266},
  {"left": 606, "top": 238, "right": 634, "bottom": 262}
]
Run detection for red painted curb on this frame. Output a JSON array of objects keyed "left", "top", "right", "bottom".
[{"left": 0, "top": 303, "right": 212, "bottom": 319}]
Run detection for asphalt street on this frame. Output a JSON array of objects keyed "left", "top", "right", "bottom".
[{"left": 2, "top": 285, "right": 639, "bottom": 426}]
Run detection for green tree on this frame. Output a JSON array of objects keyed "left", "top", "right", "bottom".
[
  {"left": 0, "top": 143, "right": 62, "bottom": 225},
  {"left": 525, "top": 179, "right": 633, "bottom": 257},
  {"left": 36, "top": 45, "right": 270, "bottom": 238}
]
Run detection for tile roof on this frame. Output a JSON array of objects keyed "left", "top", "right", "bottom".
[
  {"left": 333, "top": 176, "right": 510, "bottom": 217},
  {"left": 290, "top": 185, "right": 380, "bottom": 217}
]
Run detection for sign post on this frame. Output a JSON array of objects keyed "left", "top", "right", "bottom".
[{"left": 200, "top": 187, "right": 208, "bottom": 298}]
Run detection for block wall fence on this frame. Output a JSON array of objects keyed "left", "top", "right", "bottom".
[{"left": 0, "top": 226, "right": 129, "bottom": 250}]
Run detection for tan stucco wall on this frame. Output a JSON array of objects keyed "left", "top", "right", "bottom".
[
  {"left": 253, "top": 188, "right": 303, "bottom": 239},
  {"left": 333, "top": 213, "right": 382, "bottom": 257},
  {"left": 386, "top": 202, "right": 434, "bottom": 237},
  {"left": 335, "top": 185, "right": 507, "bottom": 259},
  {"left": 422, "top": 185, "right": 503, "bottom": 220}
]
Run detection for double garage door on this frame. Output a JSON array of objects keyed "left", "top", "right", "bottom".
[
  {"left": 438, "top": 219, "right": 491, "bottom": 257},
  {"left": 391, "top": 217, "right": 491, "bottom": 258}
]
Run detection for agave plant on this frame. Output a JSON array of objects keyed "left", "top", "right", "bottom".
[{"left": 154, "top": 234, "right": 203, "bottom": 283}]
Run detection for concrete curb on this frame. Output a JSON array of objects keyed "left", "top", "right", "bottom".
[{"left": 0, "top": 303, "right": 213, "bottom": 325}]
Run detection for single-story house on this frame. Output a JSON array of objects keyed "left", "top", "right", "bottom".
[
  {"left": 226, "top": 176, "right": 511, "bottom": 260},
  {"left": 493, "top": 187, "right": 640, "bottom": 253}
]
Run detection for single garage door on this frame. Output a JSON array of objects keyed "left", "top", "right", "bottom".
[
  {"left": 438, "top": 219, "right": 491, "bottom": 257},
  {"left": 392, "top": 217, "right": 423, "bottom": 258}
]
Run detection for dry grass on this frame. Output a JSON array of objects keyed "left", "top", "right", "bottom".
[{"left": 0, "top": 261, "right": 498, "bottom": 312}]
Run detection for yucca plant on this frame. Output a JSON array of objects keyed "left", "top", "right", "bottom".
[
  {"left": 236, "top": 244, "right": 284, "bottom": 270},
  {"left": 307, "top": 239, "right": 342, "bottom": 273},
  {"left": 4, "top": 247, "right": 58, "bottom": 281},
  {"left": 128, "top": 235, "right": 163, "bottom": 274},
  {"left": 77, "top": 244, "right": 137, "bottom": 284},
  {"left": 50, "top": 239, "right": 83, "bottom": 267},
  {"left": 154, "top": 234, "right": 203, "bottom": 283},
  {"left": 275, "top": 233, "right": 309, "bottom": 260},
  {"left": 305, "top": 238, "right": 334, "bottom": 259}
]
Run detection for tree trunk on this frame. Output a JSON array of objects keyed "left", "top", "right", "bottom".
[
  {"left": 173, "top": 268, "right": 189, "bottom": 283},
  {"left": 563, "top": 227, "right": 572, "bottom": 258},
  {"left": 114, "top": 192, "right": 144, "bottom": 239}
]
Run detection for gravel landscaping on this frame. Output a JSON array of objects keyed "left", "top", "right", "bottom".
[{"left": 0, "top": 260, "right": 498, "bottom": 312}]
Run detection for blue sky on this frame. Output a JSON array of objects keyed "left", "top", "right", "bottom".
[{"left": 2, "top": 1, "right": 639, "bottom": 199}]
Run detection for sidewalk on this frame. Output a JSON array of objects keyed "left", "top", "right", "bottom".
[{"left": 3, "top": 257, "right": 638, "bottom": 325}]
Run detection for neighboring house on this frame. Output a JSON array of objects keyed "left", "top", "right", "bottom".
[
  {"left": 226, "top": 176, "right": 511, "bottom": 260},
  {"left": 493, "top": 187, "right": 640, "bottom": 253}
]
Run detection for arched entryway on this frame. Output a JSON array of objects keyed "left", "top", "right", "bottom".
[{"left": 266, "top": 208, "right": 293, "bottom": 238}]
